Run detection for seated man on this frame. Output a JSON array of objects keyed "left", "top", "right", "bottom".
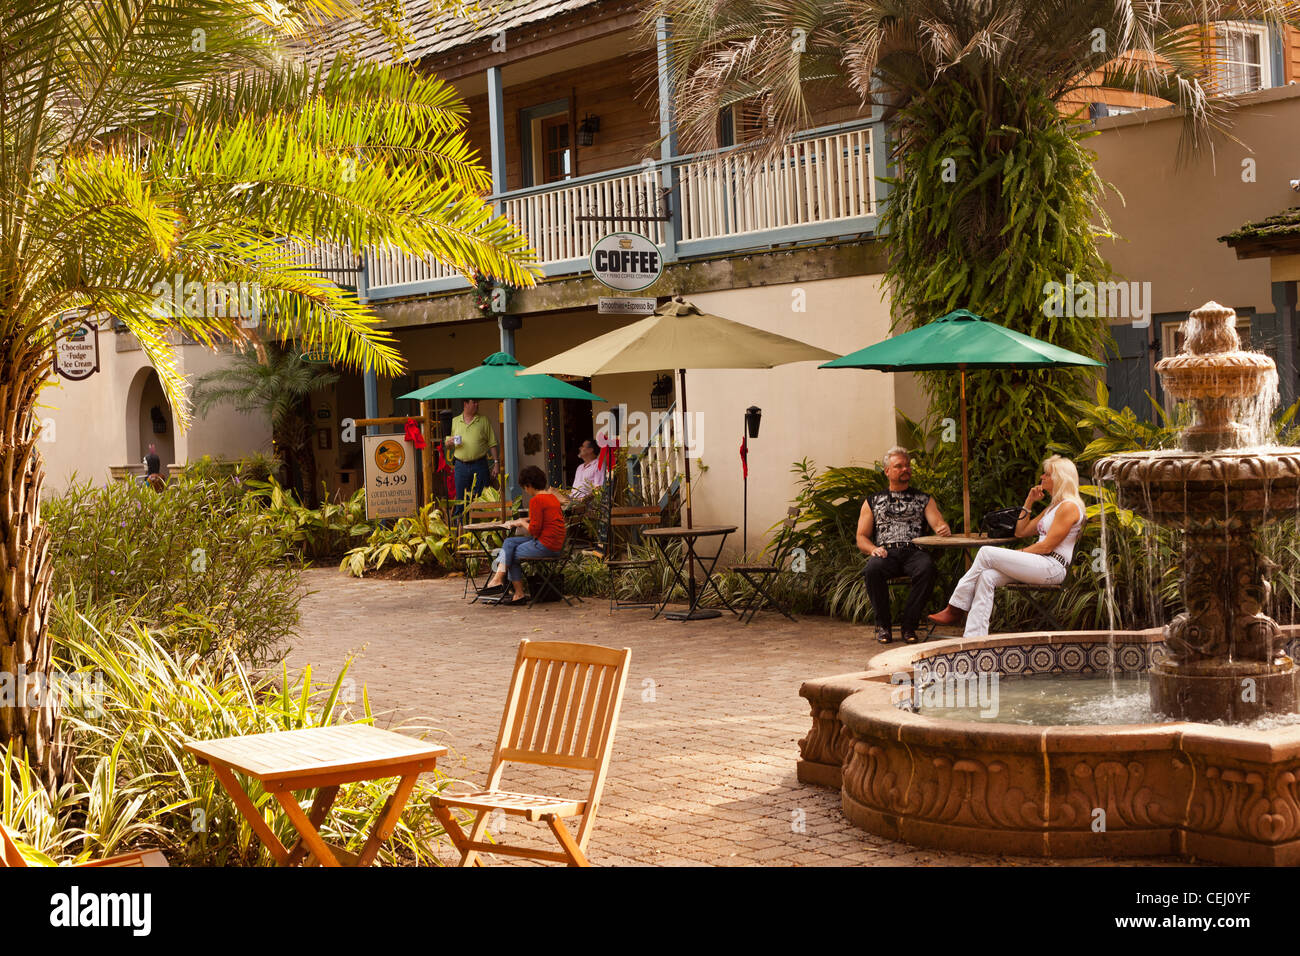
[
  {"left": 570, "top": 438, "right": 604, "bottom": 500},
  {"left": 478, "top": 465, "right": 566, "bottom": 606},
  {"left": 856, "top": 446, "right": 950, "bottom": 645}
]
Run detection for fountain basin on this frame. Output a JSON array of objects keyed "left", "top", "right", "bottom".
[{"left": 798, "top": 627, "right": 1300, "bottom": 864}]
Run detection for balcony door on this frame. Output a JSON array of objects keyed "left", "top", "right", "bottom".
[{"left": 520, "top": 99, "right": 572, "bottom": 188}]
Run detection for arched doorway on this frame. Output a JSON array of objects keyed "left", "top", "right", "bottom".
[{"left": 125, "top": 367, "right": 174, "bottom": 471}]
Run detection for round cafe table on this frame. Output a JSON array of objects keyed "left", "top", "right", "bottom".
[
  {"left": 911, "top": 533, "right": 1018, "bottom": 550},
  {"left": 912, "top": 533, "right": 1022, "bottom": 596},
  {"left": 642, "top": 525, "right": 738, "bottom": 621}
]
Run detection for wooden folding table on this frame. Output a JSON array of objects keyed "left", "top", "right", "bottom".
[{"left": 186, "top": 724, "right": 446, "bottom": 867}]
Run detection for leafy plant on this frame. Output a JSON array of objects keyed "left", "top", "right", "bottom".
[
  {"left": 245, "top": 476, "right": 372, "bottom": 561},
  {"left": 193, "top": 345, "right": 341, "bottom": 506},
  {"left": 1, "top": 604, "right": 466, "bottom": 866},
  {"left": 342, "top": 502, "right": 456, "bottom": 577},
  {"left": 45, "top": 474, "right": 302, "bottom": 665}
]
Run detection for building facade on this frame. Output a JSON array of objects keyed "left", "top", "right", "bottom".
[{"left": 35, "top": 2, "right": 1300, "bottom": 552}]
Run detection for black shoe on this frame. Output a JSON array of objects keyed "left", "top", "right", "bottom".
[
  {"left": 477, "top": 583, "right": 506, "bottom": 595},
  {"left": 875, "top": 627, "right": 893, "bottom": 645},
  {"left": 902, "top": 628, "right": 922, "bottom": 645},
  {"left": 500, "top": 594, "right": 528, "bottom": 607}
]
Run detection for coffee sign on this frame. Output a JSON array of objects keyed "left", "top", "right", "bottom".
[
  {"left": 590, "top": 232, "right": 662, "bottom": 293},
  {"left": 54, "top": 319, "right": 100, "bottom": 381}
]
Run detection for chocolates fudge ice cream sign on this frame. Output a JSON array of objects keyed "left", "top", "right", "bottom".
[
  {"left": 590, "top": 233, "right": 662, "bottom": 293},
  {"left": 55, "top": 319, "right": 100, "bottom": 381}
]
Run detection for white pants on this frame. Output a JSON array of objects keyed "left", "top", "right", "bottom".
[{"left": 948, "top": 546, "right": 1066, "bottom": 637}]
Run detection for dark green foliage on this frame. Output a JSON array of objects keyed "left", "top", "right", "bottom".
[
  {"left": 883, "top": 83, "right": 1116, "bottom": 513},
  {"left": 45, "top": 473, "right": 301, "bottom": 665}
]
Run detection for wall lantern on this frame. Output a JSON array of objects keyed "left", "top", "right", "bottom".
[
  {"left": 745, "top": 405, "right": 762, "bottom": 439},
  {"left": 577, "top": 114, "right": 601, "bottom": 147},
  {"left": 150, "top": 405, "right": 167, "bottom": 434},
  {"left": 650, "top": 373, "right": 673, "bottom": 410}
]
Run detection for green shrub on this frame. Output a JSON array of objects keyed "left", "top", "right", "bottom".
[
  {"left": 2, "top": 601, "right": 463, "bottom": 866},
  {"left": 244, "top": 477, "right": 372, "bottom": 562},
  {"left": 45, "top": 473, "right": 301, "bottom": 665},
  {"left": 342, "top": 502, "right": 455, "bottom": 577}
]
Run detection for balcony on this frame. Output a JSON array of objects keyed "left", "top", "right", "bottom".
[{"left": 291, "top": 119, "right": 883, "bottom": 302}]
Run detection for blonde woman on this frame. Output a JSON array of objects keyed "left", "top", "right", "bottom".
[{"left": 927, "top": 455, "right": 1086, "bottom": 638}]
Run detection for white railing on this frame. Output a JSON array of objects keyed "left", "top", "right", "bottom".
[
  {"left": 633, "top": 403, "right": 682, "bottom": 506},
  {"left": 284, "top": 239, "right": 359, "bottom": 278},
  {"left": 368, "top": 244, "right": 461, "bottom": 289},
  {"left": 288, "top": 121, "right": 876, "bottom": 297},
  {"left": 676, "top": 125, "right": 875, "bottom": 241},
  {"left": 500, "top": 169, "right": 665, "bottom": 266}
]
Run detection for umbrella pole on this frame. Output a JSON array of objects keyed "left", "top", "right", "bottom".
[
  {"left": 661, "top": 367, "right": 721, "bottom": 622},
  {"left": 679, "top": 369, "right": 697, "bottom": 608},
  {"left": 961, "top": 369, "right": 971, "bottom": 534}
]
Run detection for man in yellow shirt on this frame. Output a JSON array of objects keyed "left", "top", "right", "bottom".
[{"left": 449, "top": 397, "right": 499, "bottom": 518}]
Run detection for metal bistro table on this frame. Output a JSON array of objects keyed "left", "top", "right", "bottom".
[
  {"left": 643, "top": 525, "right": 738, "bottom": 622},
  {"left": 462, "top": 520, "right": 515, "bottom": 604},
  {"left": 186, "top": 724, "right": 447, "bottom": 867}
]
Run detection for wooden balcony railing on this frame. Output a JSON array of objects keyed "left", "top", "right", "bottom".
[{"left": 288, "top": 119, "right": 880, "bottom": 301}]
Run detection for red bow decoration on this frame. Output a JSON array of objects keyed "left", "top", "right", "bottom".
[
  {"left": 739, "top": 433, "right": 749, "bottom": 479},
  {"left": 404, "top": 418, "right": 426, "bottom": 449},
  {"left": 597, "top": 436, "right": 619, "bottom": 474}
]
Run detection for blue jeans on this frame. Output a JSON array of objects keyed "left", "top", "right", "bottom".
[
  {"left": 493, "top": 536, "right": 560, "bottom": 583},
  {"left": 453, "top": 458, "right": 493, "bottom": 520}
]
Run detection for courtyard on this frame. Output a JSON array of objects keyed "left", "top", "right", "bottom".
[{"left": 288, "top": 569, "right": 1174, "bottom": 867}]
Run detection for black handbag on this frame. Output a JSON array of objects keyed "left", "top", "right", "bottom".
[{"left": 980, "top": 506, "right": 1026, "bottom": 538}]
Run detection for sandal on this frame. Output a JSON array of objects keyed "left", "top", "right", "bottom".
[{"left": 875, "top": 627, "right": 893, "bottom": 645}]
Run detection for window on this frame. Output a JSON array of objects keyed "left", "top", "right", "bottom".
[{"left": 1215, "top": 22, "right": 1273, "bottom": 95}]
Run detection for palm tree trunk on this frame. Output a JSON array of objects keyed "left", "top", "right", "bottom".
[{"left": 0, "top": 352, "right": 67, "bottom": 790}]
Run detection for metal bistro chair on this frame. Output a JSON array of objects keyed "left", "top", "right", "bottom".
[
  {"left": 733, "top": 507, "right": 800, "bottom": 625},
  {"left": 517, "top": 535, "right": 582, "bottom": 608},
  {"left": 603, "top": 504, "right": 663, "bottom": 611},
  {"left": 429, "top": 640, "right": 632, "bottom": 866}
]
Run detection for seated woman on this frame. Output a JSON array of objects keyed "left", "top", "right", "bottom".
[
  {"left": 927, "top": 455, "right": 1085, "bottom": 637},
  {"left": 479, "top": 465, "right": 566, "bottom": 606}
]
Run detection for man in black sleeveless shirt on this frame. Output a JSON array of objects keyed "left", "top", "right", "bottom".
[{"left": 856, "top": 447, "right": 950, "bottom": 644}]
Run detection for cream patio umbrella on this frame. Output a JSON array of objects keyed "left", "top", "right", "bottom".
[{"left": 524, "top": 295, "right": 839, "bottom": 529}]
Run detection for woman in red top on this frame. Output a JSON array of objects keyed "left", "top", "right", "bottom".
[{"left": 479, "top": 465, "right": 566, "bottom": 606}]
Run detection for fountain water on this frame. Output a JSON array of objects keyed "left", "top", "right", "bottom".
[
  {"left": 796, "top": 302, "right": 1300, "bottom": 863},
  {"left": 1094, "top": 301, "right": 1300, "bottom": 722}
]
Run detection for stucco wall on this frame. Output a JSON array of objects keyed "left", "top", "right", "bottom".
[
  {"left": 1090, "top": 85, "right": 1300, "bottom": 316},
  {"left": 38, "top": 336, "right": 272, "bottom": 494}
]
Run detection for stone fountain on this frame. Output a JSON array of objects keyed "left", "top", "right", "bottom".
[
  {"left": 795, "top": 301, "right": 1300, "bottom": 864},
  {"left": 1094, "top": 301, "right": 1300, "bottom": 723}
]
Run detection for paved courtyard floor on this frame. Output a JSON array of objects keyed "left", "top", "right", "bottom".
[{"left": 289, "top": 568, "right": 1175, "bottom": 866}]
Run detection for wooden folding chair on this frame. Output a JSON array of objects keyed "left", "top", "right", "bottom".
[
  {"left": 2, "top": 823, "right": 168, "bottom": 868},
  {"left": 430, "top": 639, "right": 632, "bottom": 866},
  {"left": 733, "top": 507, "right": 801, "bottom": 624}
]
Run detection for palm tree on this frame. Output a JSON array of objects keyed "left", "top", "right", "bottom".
[
  {"left": 1, "top": 0, "right": 539, "bottom": 788},
  {"left": 649, "top": 0, "right": 1300, "bottom": 497},
  {"left": 193, "top": 345, "right": 340, "bottom": 506}
]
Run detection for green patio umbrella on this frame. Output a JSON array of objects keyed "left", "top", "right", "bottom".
[
  {"left": 821, "top": 309, "right": 1105, "bottom": 532},
  {"left": 397, "top": 351, "right": 606, "bottom": 402}
]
